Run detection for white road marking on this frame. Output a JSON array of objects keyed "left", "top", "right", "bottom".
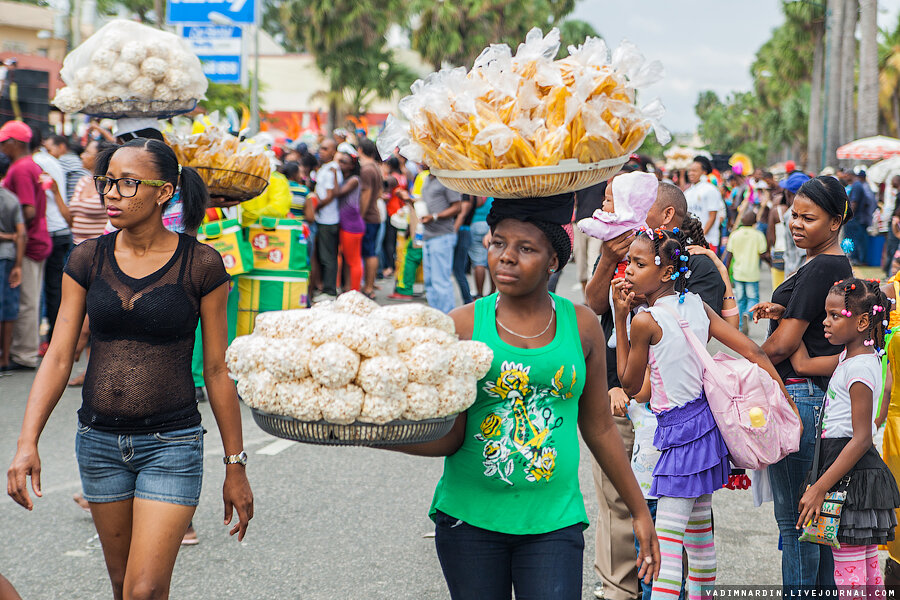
[{"left": 255, "top": 439, "right": 295, "bottom": 455}]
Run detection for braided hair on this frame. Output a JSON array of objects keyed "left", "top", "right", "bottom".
[
  {"left": 636, "top": 227, "right": 692, "bottom": 302},
  {"left": 680, "top": 213, "right": 710, "bottom": 249},
  {"left": 831, "top": 277, "right": 891, "bottom": 352}
]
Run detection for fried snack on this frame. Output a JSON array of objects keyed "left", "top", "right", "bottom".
[
  {"left": 382, "top": 27, "right": 667, "bottom": 172},
  {"left": 165, "top": 124, "right": 272, "bottom": 200}
]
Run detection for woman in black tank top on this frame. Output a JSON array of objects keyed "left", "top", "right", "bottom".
[{"left": 7, "top": 139, "right": 253, "bottom": 599}]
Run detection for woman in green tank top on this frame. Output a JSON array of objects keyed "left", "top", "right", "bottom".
[{"left": 396, "top": 206, "right": 659, "bottom": 600}]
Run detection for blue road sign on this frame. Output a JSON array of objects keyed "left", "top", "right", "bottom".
[
  {"left": 167, "top": 0, "right": 255, "bottom": 25},
  {"left": 182, "top": 26, "right": 242, "bottom": 84}
]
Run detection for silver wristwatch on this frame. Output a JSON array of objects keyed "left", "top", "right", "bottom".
[{"left": 223, "top": 451, "right": 248, "bottom": 466}]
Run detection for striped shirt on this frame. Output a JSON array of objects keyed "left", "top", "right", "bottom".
[
  {"left": 69, "top": 175, "right": 108, "bottom": 244},
  {"left": 58, "top": 153, "right": 88, "bottom": 203}
]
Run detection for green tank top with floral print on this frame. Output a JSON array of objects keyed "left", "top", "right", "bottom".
[{"left": 429, "top": 292, "right": 588, "bottom": 534}]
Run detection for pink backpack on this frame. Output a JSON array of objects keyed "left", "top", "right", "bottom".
[{"left": 659, "top": 305, "right": 802, "bottom": 470}]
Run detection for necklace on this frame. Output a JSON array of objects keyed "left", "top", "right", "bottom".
[{"left": 495, "top": 296, "right": 556, "bottom": 339}]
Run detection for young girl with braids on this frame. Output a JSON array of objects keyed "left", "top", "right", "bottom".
[
  {"left": 613, "top": 228, "right": 790, "bottom": 600},
  {"left": 789, "top": 278, "right": 900, "bottom": 590}
]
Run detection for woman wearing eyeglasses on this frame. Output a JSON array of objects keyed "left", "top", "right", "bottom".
[{"left": 6, "top": 138, "right": 254, "bottom": 599}]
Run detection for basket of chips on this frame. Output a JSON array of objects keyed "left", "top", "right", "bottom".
[
  {"left": 378, "top": 28, "right": 669, "bottom": 199},
  {"left": 226, "top": 291, "right": 494, "bottom": 447},
  {"left": 166, "top": 122, "right": 272, "bottom": 202},
  {"left": 194, "top": 167, "right": 269, "bottom": 202},
  {"left": 432, "top": 156, "right": 630, "bottom": 198},
  {"left": 250, "top": 410, "right": 458, "bottom": 446}
]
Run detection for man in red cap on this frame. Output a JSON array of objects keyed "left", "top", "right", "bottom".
[{"left": 0, "top": 120, "right": 50, "bottom": 371}]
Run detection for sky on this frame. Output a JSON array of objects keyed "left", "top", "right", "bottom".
[{"left": 571, "top": 0, "right": 900, "bottom": 134}]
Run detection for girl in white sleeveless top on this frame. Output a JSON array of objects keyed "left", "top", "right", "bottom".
[{"left": 612, "top": 228, "right": 788, "bottom": 600}]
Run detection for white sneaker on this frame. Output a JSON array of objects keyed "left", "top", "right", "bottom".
[{"left": 593, "top": 582, "right": 605, "bottom": 599}]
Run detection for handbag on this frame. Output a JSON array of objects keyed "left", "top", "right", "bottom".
[
  {"left": 658, "top": 304, "right": 802, "bottom": 469},
  {"left": 797, "top": 404, "right": 850, "bottom": 549}
]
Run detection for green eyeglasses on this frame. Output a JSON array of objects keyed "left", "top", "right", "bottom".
[{"left": 94, "top": 175, "right": 167, "bottom": 198}]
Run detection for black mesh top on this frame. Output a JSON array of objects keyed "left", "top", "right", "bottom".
[{"left": 64, "top": 231, "right": 230, "bottom": 434}]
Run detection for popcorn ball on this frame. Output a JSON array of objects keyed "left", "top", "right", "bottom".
[
  {"left": 111, "top": 62, "right": 139, "bottom": 85},
  {"left": 225, "top": 334, "right": 269, "bottom": 377},
  {"left": 358, "top": 393, "right": 406, "bottom": 425},
  {"left": 437, "top": 377, "right": 478, "bottom": 417},
  {"left": 402, "top": 383, "right": 441, "bottom": 420},
  {"left": 371, "top": 304, "right": 455, "bottom": 334},
  {"left": 119, "top": 41, "right": 148, "bottom": 65},
  {"left": 334, "top": 290, "right": 379, "bottom": 317},
  {"left": 395, "top": 326, "right": 456, "bottom": 352},
  {"left": 164, "top": 70, "right": 192, "bottom": 92},
  {"left": 320, "top": 383, "right": 365, "bottom": 424},
  {"left": 266, "top": 339, "right": 313, "bottom": 381},
  {"left": 274, "top": 379, "right": 322, "bottom": 421},
  {"left": 448, "top": 340, "right": 494, "bottom": 378},
  {"left": 128, "top": 76, "right": 156, "bottom": 98},
  {"left": 154, "top": 84, "right": 176, "bottom": 102},
  {"left": 91, "top": 47, "right": 118, "bottom": 69},
  {"left": 52, "top": 87, "right": 84, "bottom": 113},
  {"left": 403, "top": 342, "right": 451, "bottom": 385},
  {"left": 140, "top": 57, "right": 168, "bottom": 81},
  {"left": 309, "top": 342, "right": 360, "bottom": 388},
  {"left": 356, "top": 356, "right": 408, "bottom": 397}
]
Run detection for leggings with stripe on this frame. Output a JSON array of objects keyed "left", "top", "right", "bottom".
[
  {"left": 651, "top": 495, "right": 714, "bottom": 600},
  {"left": 832, "top": 544, "right": 883, "bottom": 591}
]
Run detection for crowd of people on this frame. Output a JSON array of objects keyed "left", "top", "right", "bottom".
[{"left": 5, "top": 111, "right": 900, "bottom": 600}]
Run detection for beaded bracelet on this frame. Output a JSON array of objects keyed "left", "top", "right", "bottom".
[{"left": 723, "top": 295, "right": 736, "bottom": 301}]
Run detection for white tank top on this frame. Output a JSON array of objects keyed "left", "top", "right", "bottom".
[{"left": 639, "top": 293, "right": 709, "bottom": 412}]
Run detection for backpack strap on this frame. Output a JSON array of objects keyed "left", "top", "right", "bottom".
[{"left": 656, "top": 304, "right": 720, "bottom": 380}]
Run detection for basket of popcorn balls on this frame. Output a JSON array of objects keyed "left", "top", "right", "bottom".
[
  {"left": 377, "top": 28, "right": 670, "bottom": 199},
  {"left": 52, "top": 20, "right": 207, "bottom": 118},
  {"left": 226, "top": 292, "right": 493, "bottom": 446}
]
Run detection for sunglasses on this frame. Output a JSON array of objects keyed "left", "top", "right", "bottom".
[{"left": 94, "top": 175, "right": 166, "bottom": 198}]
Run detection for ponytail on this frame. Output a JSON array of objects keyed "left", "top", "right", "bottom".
[{"left": 176, "top": 165, "right": 209, "bottom": 232}]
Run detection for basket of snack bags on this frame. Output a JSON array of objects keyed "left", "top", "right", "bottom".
[
  {"left": 226, "top": 292, "right": 493, "bottom": 446},
  {"left": 377, "top": 28, "right": 669, "bottom": 199},
  {"left": 52, "top": 20, "right": 207, "bottom": 118},
  {"left": 166, "top": 121, "right": 272, "bottom": 202}
]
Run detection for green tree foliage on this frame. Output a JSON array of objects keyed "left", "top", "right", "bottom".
[
  {"left": 879, "top": 12, "right": 900, "bottom": 136},
  {"left": 201, "top": 82, "right": 252, "bottom": 115},
  {"left": 409, "top": 0, "right": 575, "bottom": 70},
  {"left": 95, "top": 0, "right": 160, "bottom": 23},
  {"left": 695, "top": 1, "right": 823, "bottom": 166},
  {"left": 273, "top": 0, "right": 414, "bottom": 122}
]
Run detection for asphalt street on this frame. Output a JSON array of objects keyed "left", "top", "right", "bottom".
[{"left": 0, "top": 264, "right": 785, "bottom": 599}]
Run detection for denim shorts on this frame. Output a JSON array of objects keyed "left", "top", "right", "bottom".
[
  {"left": 362, "top": 222, "right": 380, "bottom": 258},
  {"left": 0, "top": 258, "right": 20, "bottom": 322},
  {"left": 75, "top": 422, "right": 204, "bottom": 506},
  {"left": 468, "top": 221, "right": 490, "bottom": 267}
]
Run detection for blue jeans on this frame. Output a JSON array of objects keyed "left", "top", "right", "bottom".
[
  {"left": 843, "top": 220, "right": 868, "bottom": 264},
  {"left": 733, "top": 280, "right": 759, "bottom": 328},
  {"left": 635, "top": 499, "right": 686, "bottom": 600},
  {"left": 423, "top": 233, "right": 457, "bottom": 313},
  {"left": 75, "top": 423, "right": 205, "bottom": 506},
  {"left": 768, "top": 380, "right": 834, "bottom": 591},
  {"left": 433, "top": 510, "right": 584, "bottom": 600},
  {"left": 454, "top": 227, "right": 473, "bottom": 304}
]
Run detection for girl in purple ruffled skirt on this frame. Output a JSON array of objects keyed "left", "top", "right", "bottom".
[{"left": 613, "top": 228, "right": 789, "bottom": 600}]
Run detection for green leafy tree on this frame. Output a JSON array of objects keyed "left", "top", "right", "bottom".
[
  {"left": 274, "top": 0, "right": 412, "bottom": 128},
  {"left": 879, "top": 12, "right": 900, "bottom": 136},
  {"left": 201, "top": 82, "right": 253, "bottom": 115},
  {"left": 409, "top": 0, "right": 575, "bottom": 70}
]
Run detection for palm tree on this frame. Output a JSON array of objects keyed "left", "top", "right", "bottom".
[
  {"left": 409, "top": 0, "right": 576, "bottom": 70},
  {"left": 826, "top": 0, "right": 845, "bottom": 167},
  {"left": 879, "top": 13, "right": 900, "bottom": 135},
  {"left": 857, "top": 0, "right": 878, "bottom": 137},
  {"left": 839, "top": 0, "right": 857, "bottom": 147}
]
